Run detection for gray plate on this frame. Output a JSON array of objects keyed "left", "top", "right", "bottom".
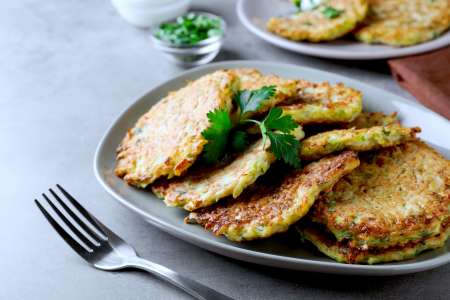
[
  {"left": 237, "top": 0, "right": 450, "bottom": 60},
  {"left": 94, "top": 61, "right": 450, "bottom": 276}
]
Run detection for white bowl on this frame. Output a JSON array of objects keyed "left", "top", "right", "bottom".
[
  {"left": 111, "top": 0, "right": 191, "bottom": 28},
  {"left": 151, "top": 12, "right": 226, "bottom": 67}
]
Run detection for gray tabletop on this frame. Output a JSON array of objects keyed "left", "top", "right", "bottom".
[{"left": 1, "top": 0, "right": 449, "bottom": 299}]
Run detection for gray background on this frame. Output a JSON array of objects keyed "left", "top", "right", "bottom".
[{"left": 1, "top": 0, "right": 448, "bottom": 299}]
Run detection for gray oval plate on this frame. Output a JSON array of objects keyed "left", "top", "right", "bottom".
[
  {"left": 94, "top": 61, "right": 450, "bottom": 275},
  {"left": 237, "top": 0, "right": 450, "bottom": 60}
]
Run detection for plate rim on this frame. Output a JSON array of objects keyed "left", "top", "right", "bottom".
[
  {"left": 236, "top": 0, "right": 450, "bottom": 60},
  {"left": 94, "top": 60, "right": 450, "bottom": 275}
]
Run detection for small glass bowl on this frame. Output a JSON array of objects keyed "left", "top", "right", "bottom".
[{"left": 151, "top": 12, "right": 226, "bottom": 67}]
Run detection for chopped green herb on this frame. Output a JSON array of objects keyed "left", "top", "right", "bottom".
[
  {"left": 327, "top": 199, "right": 337, "bottom": 212},
  {"left": 155, "top": 13, "right": 222, "bottom": 45},
  {"left": 322, "top": 6, "right": 343, "bottom": 19},
  {"left": 292, "top": 0, "right": 301, "bottom": 8},
  {"left": 335, "top": 230, "right": 352, "bottom": 240},
  {"left": 382, "top": 127, "right": 391, "bottom": 136}
]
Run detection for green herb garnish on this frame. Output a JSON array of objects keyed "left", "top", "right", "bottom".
[
  {"left": 256, "top": 107, "right": 301, "bottom": 168},
  {"left": 322, "top": 6, "right": 343, "bottom": 19},
  {"left": 201, "top": 109, "right": 233, "bottom": 164},
  {"left": 235, "top": 86, "right": 277, "bottom": 119},
  {"left": 155, "top": 13, "right": 222, "bottom": 45},
  {"left": 201, "top": 86, "right": 301, "bottom": 168},
  {"left": 230, "top": 130, "right": 248, "bottom": 152}
]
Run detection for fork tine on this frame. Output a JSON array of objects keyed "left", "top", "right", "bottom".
[
  {"left": 56, "top": 184, "right": 106, "bottom": 235},
  {"left": 35, "top": 199, "right": 90, "bottom": 259},
  {"left": 57, "top": 184, "right": 124, "bottom": 243},
  {"left": 49, "top": 188, "right": 103, "bottom": 243},
  {"left": 43, "top": 193, "right": 97, "bottom": 250}
]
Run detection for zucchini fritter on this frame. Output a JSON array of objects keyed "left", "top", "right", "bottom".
[
  {"left": 152, "top": 127, "right": 304, "bottom": 211},
  {"left": 267, "top": 0, "right": 368, "bottom": 42},
  {"left": 230, "top": 68, "right": 298, "bottom": 117},
  {"left": 186, "top": 151, "right": 360, "bottom": 242},
  {"left": 297, "top": 222, "right": 449, "bottom": 264},
  {"left": 308, "top": 140, "right": 450, "bottom": 252},
  {"left": 343, "top": 111, "right": 399, "bottom": 129},
  {"left": 302, "top": 111, "right": 400, "bottom": 138},
  {"left": 300, "top": 125, "right": 420, "bottom": 160},
  {"left": 115, "top": 70, "right": 237, "bottom": 187},
  {"left": 281, "top": 80, "right": 363, "bottom": 125},
  {"left": 355, "top": 0, "right": 450, "bottom": 46}
]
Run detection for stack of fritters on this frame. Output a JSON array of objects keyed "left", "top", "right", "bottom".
[
  {"left": 186, "top": 151, "right": 360, "bottom": 242},
  {"left": 297, "top": 140, "right": 450, "bottom": 264},
  {"left": 115, "top": 68, "right": 449, "bottom": 264},
  {"left": 153, "top": 128, "right": 305, "bottom": 211},
  {"left": 267, "top": 0, "right": 450, "bottom": 46}
]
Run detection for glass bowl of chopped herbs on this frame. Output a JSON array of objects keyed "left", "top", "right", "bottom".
[{"left": 151, "top": 12, "right": 226, "bottom": 67}]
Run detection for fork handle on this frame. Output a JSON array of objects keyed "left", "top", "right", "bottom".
[{"left": 125, "top": 257, "right": 234, "bottom": 300}]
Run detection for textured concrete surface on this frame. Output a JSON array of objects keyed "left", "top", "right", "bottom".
[{"left": 0, "top": 0, "right": 448, "bottom": 299}]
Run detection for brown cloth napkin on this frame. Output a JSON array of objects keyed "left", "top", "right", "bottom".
[{"left": 388, "top": 46, "right": 450, "bottom": 120}]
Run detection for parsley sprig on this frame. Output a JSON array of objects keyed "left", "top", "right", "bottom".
[
  {"left": 201, "top": 109, "right": 233, "bottom": 164},
  {"left": 201, "top": 86, "right": 301, "bottom": 168},
  {"left": 235, "top": 86, "right": 276, "bottom": 118}
]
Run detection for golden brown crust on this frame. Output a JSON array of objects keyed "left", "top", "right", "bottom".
[
  {"left": 310, "top": 140, "right": 450, "bottom": 248},
  {"left": 186, "top": 151, "right": 360, "bottom": 242},
  {"left": 342, "top": 112, "right": 399, "bottom": 129},
  {"left": 152, "top": 128, "right": 304, "bottom": 211},
  {"left": 300, "top": 125, "right": 420, "bottom": 160},
  {"left": 115, "top": 70, "right": 237, "bottom": 187},
  {"left": 298, "top": 221, "right": 450, "bottom": 264},
  {"left": 151, "top": 139, "right": 277, "bottom": 211},
  {"left": 280, "top": 80, "right": 363, "bottom": 125}
]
